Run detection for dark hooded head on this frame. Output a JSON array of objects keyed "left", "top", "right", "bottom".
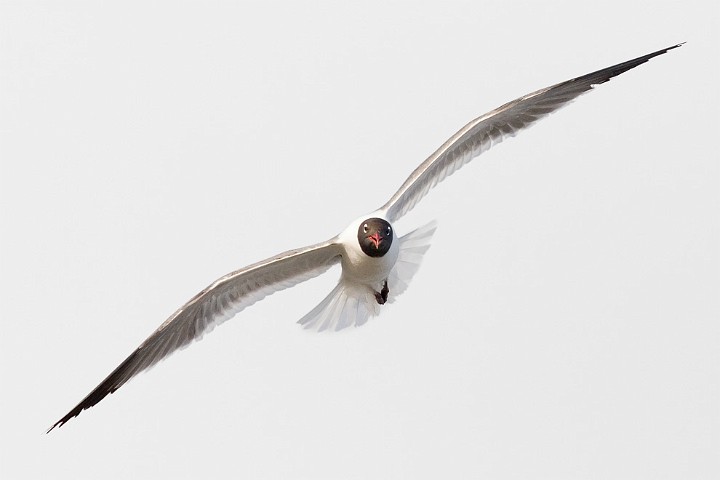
[{"left": 357, "top": 217, "right": 393, "bottom": 257}]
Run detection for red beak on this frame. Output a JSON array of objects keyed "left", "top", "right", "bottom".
[{"left": 368, "top": 233, "right": 382, "bottom": 249}]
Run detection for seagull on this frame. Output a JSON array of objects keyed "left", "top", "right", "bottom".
[{"left": 48, "top": 43, "right": 682, "bottom": 432}]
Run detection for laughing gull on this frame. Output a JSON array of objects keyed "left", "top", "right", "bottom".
[{"left": 48, "top": 44, "right": 682, "bottom": 432}]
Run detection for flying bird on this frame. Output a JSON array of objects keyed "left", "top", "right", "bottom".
[{"left": 48, "top": 44, "right": 682, "bottom": 432}]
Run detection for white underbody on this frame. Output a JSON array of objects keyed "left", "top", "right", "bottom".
[{"left": 298, "top": 214, "right": 436, "bottom": 331}]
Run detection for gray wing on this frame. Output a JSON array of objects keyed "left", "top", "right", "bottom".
[
  {"left": 380, "top": 44, "right": 682, "bottom": 222},
  {"left": 48, "top": 239, "right": 342, "bottom": 432}
]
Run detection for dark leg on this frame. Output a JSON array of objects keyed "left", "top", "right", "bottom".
[{"left": 374, "top": 280, "right": 389, "bottom": 305}]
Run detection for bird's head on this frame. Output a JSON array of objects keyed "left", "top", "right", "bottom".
[{"left": 357, "top": 218, "right": 393, "bottom": 257}]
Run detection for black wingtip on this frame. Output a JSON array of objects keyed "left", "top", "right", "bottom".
[
  {"left": 46, "top": 348, "right": 145, "bottom": 433},
  {"left": 46, "top": 422, "right": 60, "bottom": 434},
  {"left": 655, "top": 43, "right": 685, "bottom": 58},
  {"left": 640, "top": 42, "right": 684, "bottom": 63},
  {"left": 626, "top": 42, "right": 684, "bottom": 65},
  {"left": 46, "top": 410, "right": 79, "bottom": 434},
  {"left": 46, "top": 421, "right": 62, "bottom": 434}
]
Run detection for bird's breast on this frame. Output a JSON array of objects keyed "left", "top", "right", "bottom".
[{"left": 340, "top": 236, "right": 399, "bottom": 285}]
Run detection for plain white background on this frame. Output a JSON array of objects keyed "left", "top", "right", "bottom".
[{"left": 1, "top": 1, "right": 718, "bottom": 479}]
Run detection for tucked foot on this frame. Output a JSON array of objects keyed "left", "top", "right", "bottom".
[{"left": 374, "top": 280, "right": 389, "bottom": 305}]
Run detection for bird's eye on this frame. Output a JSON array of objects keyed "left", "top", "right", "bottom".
[
  {"left": 386, "top": 227, "right": 392, "bottom": 235},
  {"left": 363, "top": 224, "right": 369, "bottom": 233}
]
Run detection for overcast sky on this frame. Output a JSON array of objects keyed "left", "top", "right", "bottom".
[{"left": 1, "top": 1, "right": 718, "bottom": 479}]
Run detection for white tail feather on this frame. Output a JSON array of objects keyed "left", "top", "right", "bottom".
[
  {"left": 298, "top": 221, "right": 437, "bottom": 331},
  {"left": 387, "top": 220, "right": 436, "bottom": 302}
]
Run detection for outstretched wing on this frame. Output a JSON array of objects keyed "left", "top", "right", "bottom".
[
  {"left": 380, "top": 44, "right": 682, "bottom": 222},
  {"left": 48, "top": 239, "right": 342, "bottom": 432}
]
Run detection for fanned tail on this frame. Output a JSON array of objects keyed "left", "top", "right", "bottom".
[
  {"left": 387, "top": 220, "right": 437, "bottom": 302},
  {"left": 298, "top": 221, "right": 437, "bottom": 331},
  {"left": 297, "top": 281, "right": 380, "bottom": 332}
]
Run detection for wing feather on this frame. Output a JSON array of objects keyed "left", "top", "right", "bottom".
[
  {"left": 381, "top": 44, "right": 683, "bottom": 222},
  {"left": 48, "top": 239, "right": 341, "bottom": 432}
]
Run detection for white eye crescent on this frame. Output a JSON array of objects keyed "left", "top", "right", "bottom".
[{"left": 363, "top": 224, "right": 369, "bottom": 233}]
